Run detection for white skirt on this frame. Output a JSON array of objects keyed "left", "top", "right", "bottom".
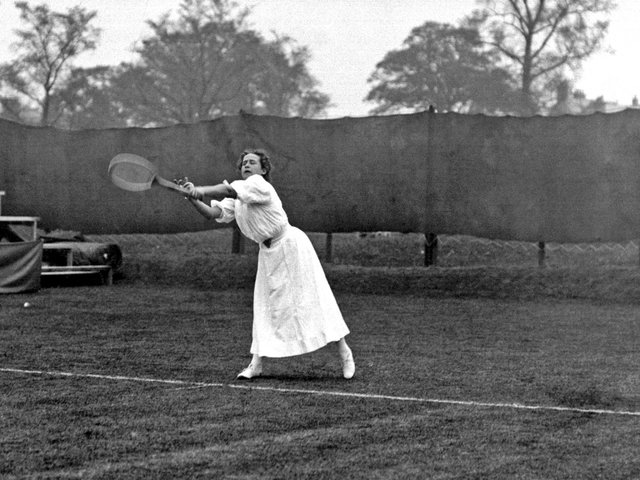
[{"left": 251, "top": 225, "right": 350, "bottom": 357}]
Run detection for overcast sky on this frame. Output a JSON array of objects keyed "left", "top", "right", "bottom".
[{"left": 0, "top": 0, "right": 638, "bottom": 118}]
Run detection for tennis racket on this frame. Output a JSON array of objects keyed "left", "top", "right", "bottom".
[{"left": 108, "top": 153, "right": 189, "bottom": 195}]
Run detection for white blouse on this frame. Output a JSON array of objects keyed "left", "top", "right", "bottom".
[{"left": 212, "top": 174, "right": 289, "bottom": 244}]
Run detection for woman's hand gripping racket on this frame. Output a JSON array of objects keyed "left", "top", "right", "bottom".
[
  {"left": 173, "top": 177, "right": 204, "bottom": 201},
  {"left": 108, "top": 153, "right": 190, "bottom": 196}
]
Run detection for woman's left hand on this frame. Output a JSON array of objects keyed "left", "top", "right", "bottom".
[{"left": 175, "top": 177, "right": 202, "bottom": 200}]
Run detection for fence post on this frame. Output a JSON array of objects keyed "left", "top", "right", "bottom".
[
  {"left": 425, "top": 233, "right": 438, "bottom": 267},
  {"left": 537, "top": 241, "right": 546, "bottom": 268},
  {"left": 325, "top": 232, "right": 333, "bottom": 263},
  {"left": 424, "top": 107, "right": 437, "bottom": 268},
  {"left": 232, "top": 224, "right": 245, "bottom": 254}
]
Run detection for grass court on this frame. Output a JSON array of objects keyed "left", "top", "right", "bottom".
[{"left": 1, "top": 231, "right": 640, "bottom": 478}]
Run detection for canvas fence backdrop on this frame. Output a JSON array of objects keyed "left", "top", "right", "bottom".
[{"left": 1, "top": 110, "right": 639, "bottom": 243}]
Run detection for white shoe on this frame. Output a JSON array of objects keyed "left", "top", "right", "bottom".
[
  {"left": 237, "top": 363, "right": 262, "bottom": 379},
  {"left": 340, "top": 348, "right": 355, "bottom": 379}
]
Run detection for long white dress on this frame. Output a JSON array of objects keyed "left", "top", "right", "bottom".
[{"left": 212, "top": 174, "right": 350, "bottom": 358}]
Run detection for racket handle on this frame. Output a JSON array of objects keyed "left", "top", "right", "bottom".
[{"left": 156, "top": 176, "right": 190, "bottom": 195}]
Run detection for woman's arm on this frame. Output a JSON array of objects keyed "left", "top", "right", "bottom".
[
  {"left": 196, "top": 182, "right": 237, "bottom": 200},
  {"left": 187, "top": 197, "right": 222, "bottom": 220},
  {"left": 182, "top": 181, "right": 227, "bottom": 220}
]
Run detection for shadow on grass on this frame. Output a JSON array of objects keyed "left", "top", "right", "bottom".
[
  {"left": 236, "top": 373, "right": 348, "bottom": 382},
  {"left": 545, "top": 381, "right": 624, "bottom": 409}
]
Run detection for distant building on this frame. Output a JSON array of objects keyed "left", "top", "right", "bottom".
[
  {"left": 547, "top": 81, "right": 639, "bottom": 115},
  {"left": 547, "top": 81, "right": 588, "bottom": 115}
]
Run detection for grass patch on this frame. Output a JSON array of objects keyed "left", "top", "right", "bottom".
[
  {"left": 88, "top": 229, "right": 640, "bottom": 303},
  {"left": 2, "top": 287, "right": 640, "bottom": 478},
  {"left": 2, "top": 230, "right": 640, "bottom": 477}
]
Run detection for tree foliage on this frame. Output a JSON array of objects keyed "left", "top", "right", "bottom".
[
  {"left": 58, "top": 0, "right": 330, "bottom": 128},
  {"left": 366, "top": 21, "right": 518, "bottom": 115},
  {"left": 54, "top": 66, "right": 129, "bottom": 129},
  {"left": 0, "top": 1, "right": 100, "bottom": 125},
  {"left": 468, "top": 0, "right": 616, "bottom": 114},
  {"left": 366, "top": 0, "right": 615, "bottom": 116}
]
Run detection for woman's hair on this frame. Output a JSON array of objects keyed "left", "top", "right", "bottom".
[{"left": 237, "top": 149, "right": 272, "bottom": 182}]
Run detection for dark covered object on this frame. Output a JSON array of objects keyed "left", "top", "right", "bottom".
[
  {"left": 43, "top": 241, "right": 122, "bottom": 269},
  {"left": 0, "top": 240, "right": 42, "bottom": 293},
  {"left": 3, "top": 225, "right": 122, "bottom": 270}
]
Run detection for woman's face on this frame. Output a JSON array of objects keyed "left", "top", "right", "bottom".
[{"left": 240, "top": 154, "right": 266, "bottom": 179}]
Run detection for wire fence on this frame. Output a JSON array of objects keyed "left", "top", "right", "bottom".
[
  {"left": 87, "top": 230, "right": 640, "bottom": 269},
  {"left": 434, "top": 235, "right": 639, "bottom": 268}
]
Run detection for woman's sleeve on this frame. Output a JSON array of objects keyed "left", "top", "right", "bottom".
[
  {"left": 211, "top": 197, "right": 236, "bottom": 223},
  {"left": 229, "top": 175, "right": 271, "bottom": 204}
]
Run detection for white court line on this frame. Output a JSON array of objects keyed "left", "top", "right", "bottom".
[{"left": 2, "top": 367, "right": 640, "bottom": 417}]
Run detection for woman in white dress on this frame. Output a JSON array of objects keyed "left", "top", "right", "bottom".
[{"left": 182, "top": 149, "right": 355, "bottom": 380}]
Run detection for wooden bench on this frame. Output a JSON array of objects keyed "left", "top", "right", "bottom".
[
  {"left": 43, "top": 243, "right": 74, "bottom": 266},
  {"left": 41, "top": 265, "right": 113, "bottom": 286},
  {"left": 0, "top": 215, "right": 40, "bottom": 241},
  {"left": 0, "top": 192, "right": 40, "bottom": 241},
  {"left": 42, "top": 242, "right": 115, "bottom": 286}
]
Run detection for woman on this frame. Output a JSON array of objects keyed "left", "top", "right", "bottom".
[{"left": 183, "top": 149, "right": 355, "bottom": 380}]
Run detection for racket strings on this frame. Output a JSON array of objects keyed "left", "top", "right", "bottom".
[{"left": 110, "top": 162, "right": 156, "bottom": 191}]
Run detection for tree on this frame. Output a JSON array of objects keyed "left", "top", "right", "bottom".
[
  {"left": 365, "top": 21, "right": 518, "bottom": 115},
  {"left": 468, "top": 0, "right": 616, "bottom": 115},
  {"left": 53, "top": 66, "right": 130, "bottom": 129},
  {"left": 248, "top": 35, "right": 330, "bottom": 118},
  {"left": 61, "top": 0, "right": 329, "bottom": 127},
  {"left": 0, "top": 1, "right": 100, "bottom": 125}
]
